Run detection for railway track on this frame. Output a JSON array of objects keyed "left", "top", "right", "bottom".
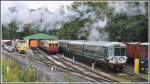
[
  {"left": 31, "top": 50, "right": 73, "bottom": 72},
  {"left": 34, "top": 49, "right": 115, "bottom": 82},
  {"left": 31, "top": 50, "right": 100, "bottom": 82},
  {"left": 51, "top": 55, "right": 114, "bottom": 82},
  {"left": 4, "top": 49, "right": 115, "bottom": 82},
  {"left": 55, "top": 54, "right": 118, "bottom": 82}
]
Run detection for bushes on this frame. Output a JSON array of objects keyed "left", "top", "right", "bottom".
[
  {"left": 2, "top": 57, "right": 37, "bottom": 82},
  {"left": 18, "top": 65, "right": 37, "bottom": 82}
]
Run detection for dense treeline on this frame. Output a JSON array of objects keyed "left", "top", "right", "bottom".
[
  {"left": 106, "top": 14, "right": 148, "bottom": 42},
  {"left": 55, "top": 2, "right": 148, "bottom": 42},
  {"left": 2, "top": 2, "right": 148, "bottom": 42}
]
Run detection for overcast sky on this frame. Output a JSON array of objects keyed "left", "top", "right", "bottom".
[{"left": 1, "top": 1, "right": 74, "bottom": 12}]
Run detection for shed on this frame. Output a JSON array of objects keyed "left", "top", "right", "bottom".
[{"left": 23, "top": 33, "right": 58, "bottom": 40}]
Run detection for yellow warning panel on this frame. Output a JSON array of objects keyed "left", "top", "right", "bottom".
[{"left": 134, "top": 58, "right": 140, "bottom": 74}]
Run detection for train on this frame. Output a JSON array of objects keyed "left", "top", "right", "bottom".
[
  {"left": 125, "top": 42, "right": 148, "bottom": 73},
  {"left": 38, "top": 40, "right": 59, "bottom": 54},
  {"left": 2, "top": 40, "right": 15, "bottom": 53},
  {"left": 29, "top": 39, "right": 38, "bottom": 49},
  {"left": 59, "top": 40, "right": 128, "bottom": 71},
  {"left": 15, "top": 40, "right": 29, "bottom": 53},
  {"left": 126, "top": 42, "right": 148, "bottom": 60},
  {"left": 3, "top": 39, "right": 147, "bottom": 72}
]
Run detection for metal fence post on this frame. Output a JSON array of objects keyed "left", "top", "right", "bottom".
[
  {"left": 73, "top": 56, "right": 75, "bottom": 62},
  {"left": 92, "top": 63, "right": 95, "bottom": 71},
  {"left": 51, "top": 66, "right": 54, "bottom": 72}
]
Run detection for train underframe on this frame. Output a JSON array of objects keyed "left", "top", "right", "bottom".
[{"left": 60, "top": 49, "right": 125, "bottom": 71}]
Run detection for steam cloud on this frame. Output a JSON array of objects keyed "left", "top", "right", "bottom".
[
  {"left": 108, "top": 1, "right": 147, "bottom": 16},
  {"left": 2, "top": 1, "right": 147, "bottom": 41},
  {"left": 2, "top": 2, "right": 81, "bottom": 32}
]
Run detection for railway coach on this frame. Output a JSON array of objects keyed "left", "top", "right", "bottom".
[
  {"left": 125, "top": 42, "right": 148, "bottom": 73},
  {"left": 59, "top": 40, "right": 128, "bottom": 71},
  {"left": 139, "top": 42, "right": 148, "bottom": 73},
  {"left": 125, "top": 42, "right": 141, "bottom": 60},
  {"left": 38, "top": 40, "right": 59, "bottom": 54}
]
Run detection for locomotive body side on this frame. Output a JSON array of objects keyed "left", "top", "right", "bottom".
[{"left": 84, "top": 41, "right": 127, "bottom": 70}]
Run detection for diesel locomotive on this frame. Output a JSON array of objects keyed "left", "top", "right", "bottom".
[
  {"left": 15, "top": 40, "right": 29, "bottom": 53},
  {"left": 59, "top": 40, "right": 128, "bottom": 71}
]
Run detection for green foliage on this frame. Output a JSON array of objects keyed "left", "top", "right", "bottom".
[
  {"left": 2, "top": 21, "right": 17, "bottom": 39},
  {"left": 18, "top": 65, "right": 37, "bottom": 82},
  {"left": 106, "top": 14, "right": 148, "bottom": 42},
  {"left": 56, "top": 18, "right": 89, "bottom": 40},
  {"left": 2, "top": 57, "right": 22, "bottom": 82},
  {"left": 2, "top": 57, "right": 37, "bottom": 82}
]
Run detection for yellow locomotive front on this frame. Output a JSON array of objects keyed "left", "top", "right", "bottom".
[{"left": 15, "top": 40, "right": 29, "bottom": 53}]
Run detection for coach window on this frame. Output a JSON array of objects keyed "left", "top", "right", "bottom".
[
  {"left": 55, "top": 44, "right": 58, "bottom": 47},
  {"left": 104, "top": 48, "right": 107, "bottom": 57},
  {"left": 49, "top": 44, "right": 52, "bottom": 47},
  {"left": 75, "top": 45, "right": 77, "bottom": 49},
  {"left": 70, "top": 44, "right": 72, "bottom": 48},
  {"left": 76, "top": 45, "right": 78, "bottom": 49}
]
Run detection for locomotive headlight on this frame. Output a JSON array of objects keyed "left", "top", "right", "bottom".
[
  {"left": 118, "top": 57, "right": 125, "bottom": 63},
  {"left": 110, "top": 57, "right": 116, "bottom": 63},
  {"left": 119, "top": 57, "right": 124, "bottom": 61}
]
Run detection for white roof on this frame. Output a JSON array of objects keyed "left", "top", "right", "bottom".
[
  {"left": 84, "top": 41, "right": 126, "bottom": 47},
  {"left": 68, "top": 41, "right": 84, "bottom": 45},
  {"left": 40, "top": 40, "right": 58, "bottom": 43},
  {"left": 58, "top": 40, "right": 126, "bottom": 47},
  {"left": 127, "top": 42, "right": 141, "bottom": 44},
  {"left": 139, "top": 42, "right": 149, "bottom": 46},
  {"left": 62, "top": 40, "right": 126, "bottom": 47},
  {"left": 58, "top": 40, "right": 71, "bottom": 43},
  {"left": 1, "top": 40, "right": 11, "bottom": 42}
]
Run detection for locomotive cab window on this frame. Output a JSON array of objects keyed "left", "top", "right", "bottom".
[
  {"left": 115, "top": 48, "right": 126, "bottom": 56},
  {"left": 108, "top": 48, "right": 114, "bottom": 57}
]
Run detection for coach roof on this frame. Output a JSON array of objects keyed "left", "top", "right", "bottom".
[
  {"left": 66, "top": 40, "right": 126, "bottom": 47},
  {"left": 84, "top": 41, "right": 126, "bottom": 47}
]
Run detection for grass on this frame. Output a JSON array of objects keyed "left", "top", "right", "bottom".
[
  {"left": 2, "top": 56, "right": 38, "bottom": 82},
  {"left": 2, "top": 57, "right": 22, "bottom": 82},
  {"left": 64, "top": 72, "right": 73, "bottom": 82}
]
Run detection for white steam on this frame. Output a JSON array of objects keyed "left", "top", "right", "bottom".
[
  {"left": 88, "top": 16, "right": 108, "bottom": 41},
  {"left": 2, "top": 2, "right": 108, "bottom": 41},
  {"left": 1, "top": 2, "right": 81, "bottom": 32},
  {"left": 108, "top": 1, "right": 146, "bottom": 16},
  {"left": 2, "top": 2, "right": 146, "bottom": 41}
]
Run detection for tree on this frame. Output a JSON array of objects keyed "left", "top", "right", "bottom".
[{"left": 56, "top": 18, "right": 89, "bottom": 40}]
